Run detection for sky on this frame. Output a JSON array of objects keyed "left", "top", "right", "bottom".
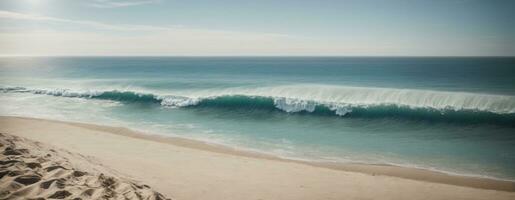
[{"left": 0, "top": 0, "right": 514, "bottom": 56}]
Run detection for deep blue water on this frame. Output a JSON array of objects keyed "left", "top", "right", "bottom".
[{"left": 1, "top": 57, "right": 515, "bottom": 180}]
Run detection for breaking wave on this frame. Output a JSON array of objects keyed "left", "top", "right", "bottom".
[{"left": 2, "top": 85, "right": 515, "bottom": 125}]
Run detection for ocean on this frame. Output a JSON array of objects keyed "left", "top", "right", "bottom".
[{"left": 1, "top": 56, "right": 514, "bottom": 180}]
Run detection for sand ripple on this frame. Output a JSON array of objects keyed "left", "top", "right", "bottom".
[{"left": 0, "top": 133, "right": 171, "bottom": 200}]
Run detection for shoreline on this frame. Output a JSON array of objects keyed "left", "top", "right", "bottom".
[{"left": 2, "top": 116, "right": 514, "bottom": 192}]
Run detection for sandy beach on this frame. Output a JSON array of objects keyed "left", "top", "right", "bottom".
[
  {"left": 1, "top": 116, "right": 514, "bottom": 200},
  {"left": 0, "top": 132, "right": 169, "bottom": 199},
  {"left": 2, "top": 0, "right": 515, "bottom": 199}
]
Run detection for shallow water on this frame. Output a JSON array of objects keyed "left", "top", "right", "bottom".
[{"left": 1, "top": 56, "right": 514, "bottom": 180}]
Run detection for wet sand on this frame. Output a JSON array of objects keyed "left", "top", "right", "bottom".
[{"left": 1, "top": 116, "right": 514, "bottom": 200}]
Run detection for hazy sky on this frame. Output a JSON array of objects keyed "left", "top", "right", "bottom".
[{"left": 0, "top": 0, "right": 514, "bottom": 56}]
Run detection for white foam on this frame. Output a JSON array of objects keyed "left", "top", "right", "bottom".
[
  {"left": 273, "top": 97, "right": 316, "bottom": 113},
  {"left": 3, "top": 84, "right": 515, "bottom": 114},
  {"left": 172, "top": 84, "right": 515, "bottom": 114},
  {"left": 158, "top": 96, "right": 201, "bottom": 107}
]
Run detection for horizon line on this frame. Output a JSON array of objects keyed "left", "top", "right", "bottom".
[{"left": 1, "top": 55, "right": 514, "bottom": 58}]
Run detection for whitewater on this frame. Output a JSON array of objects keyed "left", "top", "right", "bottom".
[
  {"left": 3, "top": 85, "right": 515, "bottom": 114},
  {"left": 1, "top": 56, "right": 515, "bottom": 180}
]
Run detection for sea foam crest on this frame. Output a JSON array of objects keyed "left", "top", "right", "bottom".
[
  {"left": 32, "top": 88, "right": 103, "bottom": 98},
  {"left": 158, "top": 96, "right": 201, "bottom": 107},
  {"left": 226, "top": 85, "right": 515, "bottom": 114},
  {"left": 2, "top": 85, "right": 515, "bottom": 116},
  {"left": 273, "top": 97, "right": 317, "bottom": 113}
]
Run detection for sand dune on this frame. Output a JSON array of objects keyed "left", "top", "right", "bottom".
[{"left": 0, "top": 132, "right": 170, "bottom": 200}]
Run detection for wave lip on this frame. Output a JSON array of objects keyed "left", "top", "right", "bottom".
[
  {"left": 159, "top": 96, "right": 201, "bottom": 107},
  {"left": 2, "top": 85, "right": 515, "bottom": 125},
  {"left": 273, "top": 97, "right": 316, "bottom": 113}
]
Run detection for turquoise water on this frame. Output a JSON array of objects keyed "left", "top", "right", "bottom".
[{"left": 1, "top": 57, "right": 515, "bottom": 180}]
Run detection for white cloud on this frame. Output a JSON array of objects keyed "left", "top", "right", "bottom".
[
  {"left": 0, "top": 10, "right": 291, "bottom": 37},
  {"left": 0, "top": 28, "right": 405, "bottom": 56},
  {"left": 0, "top": 10, "right": 176, "bottom": 31},
  {"left": 0, "top": 10, "right": 318, "bottom": 56},
  {"left": 1, "top": 11, "right": 502, "bottom": 56},
  {"left": 90, "top": 0, "right": 161, "bottom": 8}
]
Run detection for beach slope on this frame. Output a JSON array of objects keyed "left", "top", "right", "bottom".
[{"left": 0, "top": 116, "right": 514, "bottom": 200}]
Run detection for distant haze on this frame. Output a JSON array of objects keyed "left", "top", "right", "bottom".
[{"left": 0, "top": 0, "right": 514, "bottom": 56}]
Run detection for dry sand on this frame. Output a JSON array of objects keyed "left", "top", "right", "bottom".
[
  {"left": 0, "top": 116, "right": 514, "bottom": 200},
  {"left": 0, "top": 132, "right": 169, "bottom": 200}
]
